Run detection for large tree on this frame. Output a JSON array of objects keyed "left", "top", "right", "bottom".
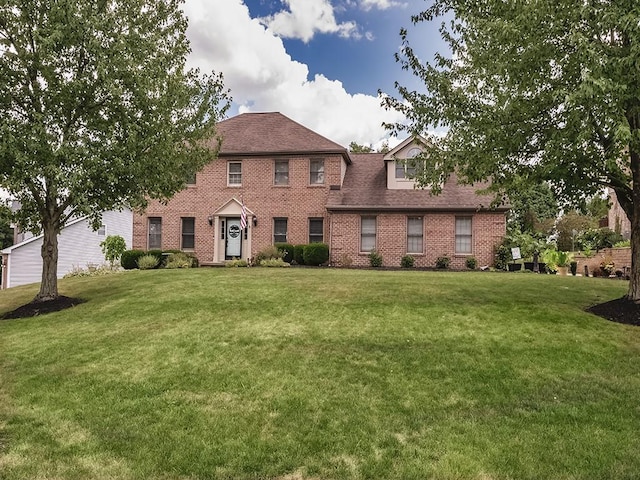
[
  {"left": 383, "top": 0, "right": 640, "bottom": 300},
  {"left": 0, "top": 0, "right": 229, "bottom": 302}
]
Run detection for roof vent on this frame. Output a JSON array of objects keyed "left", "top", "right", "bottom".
[{"left": 329, "top": 185, "right": 341, "bottom": 191}]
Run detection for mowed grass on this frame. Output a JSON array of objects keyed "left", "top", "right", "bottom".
[{"left": 0, "top": 268, "right": 639, "bottom": 480}]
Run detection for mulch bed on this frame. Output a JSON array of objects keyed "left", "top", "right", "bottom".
[
  {"left": 587, "top": 297, "right": 640, "bottom": 327},
  {"left": 1, "top": 296, "right": 85, "bottom": 320}
]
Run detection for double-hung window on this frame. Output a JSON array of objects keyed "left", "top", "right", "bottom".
[
  {"left": 274, "top": 218, "right": 288, "bottom": 243},
  {"left": 360, "top": 216, "right": 376, "bottom": 252},
  {"left": 310, "top": 159, "right": 324, "bottom": 184},
  {"left": 228, "top": 161, "right": 242, "bottom": 186},
  {"left": 407, "top": 217, "right": 424, "bottom": 253},
  {"left": 309, "top": 218, "right": 324, "bottom": 243},
  {"left": 181, "top": 217, "right": 195, "bottom": 250},
  {"left": 148, "top": 217, "right": 162, "bottom": 249},
  {"left": 275, "top": 160, "right": 289, "bottom": 185},
  {"left": 455, "top": 216, "right": 473, "bottom": 254}
]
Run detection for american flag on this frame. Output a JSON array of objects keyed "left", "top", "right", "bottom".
[{"left": 240, "top": 198, "right": 247, "bottom": 229}]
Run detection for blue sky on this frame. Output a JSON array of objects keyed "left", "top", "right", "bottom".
[{"left": 182, "top": 0, "right": 447, "bottom": 148}]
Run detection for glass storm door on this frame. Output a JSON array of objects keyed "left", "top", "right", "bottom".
[{"left": 225, "top": 218, "right": 242, "bottom": 259}]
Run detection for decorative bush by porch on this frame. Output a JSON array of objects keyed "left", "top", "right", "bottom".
[{"left": 274, "top": 243, "right": 294, "bottom": 263}]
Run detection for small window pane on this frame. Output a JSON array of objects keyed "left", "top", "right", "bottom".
[
  {"left": 309, "top": 218, "right": 324, "bottom": 243},
  {"left": 275, "top": 160, "right": 289, "bottom": 185},
  {"left": 395, "top": 162, "right": 405, "bottom": 179},
  {"left": 455, "top": 217, "right": 472, "bottom": 254},
  {"left": 228, "top": 162, "right": 242, "bottom": 185},
  {"left": 274, "top": 218, "right": 288, "bottom": 243},
  {"left": 181, "top": 217, "right": 195, "bottom": 250},
  {"left": 148, "top": 217, "right": 162, "bottom": 249},
  {"left": 361, "top": 217, "right": 376, "bottom": 252},
  {"left": 407, "top": 217, "right": 423, "bottom": 253},
  {"left": 310, "top": 159, "right": 325, "bottom": 184}
]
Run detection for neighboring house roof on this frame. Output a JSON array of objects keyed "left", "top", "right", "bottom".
[
  {"left": 327, "top": 153, "right": 509, "bottom": 212},
  {"left": 214, "top": 112, "right": 351, "bottom": 163}
]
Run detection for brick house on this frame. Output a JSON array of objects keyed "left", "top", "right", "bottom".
[{"left": 133, "top": 112, "right": 508, "bottom": 267}]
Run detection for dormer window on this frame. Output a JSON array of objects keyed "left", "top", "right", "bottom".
[{"left": 395, "top": 148, "right": 422, "bottom": 179}]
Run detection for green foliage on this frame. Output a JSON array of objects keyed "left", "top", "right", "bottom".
[
  {"left": 259, "top": 258, "right": 291, "bottom": 267},
  {"left": 146, "top": 250, "right": 164, "bottom": 268},
  {"left": 293, "top": 245, "right": 306, "bottom": 265},
  {"left": 466, "top": 256, "right": 477, "bottom": 270},
  {"left": 165, "top": 253, "right": 194, "bottom": 269},
  {"left": 225, "top": 258, "right": 248, "bottom": 268},
  {"left": 507, "top": 180, "right": 559, "bottom": 234},
  {"left": 254, "top": 245, "right": 282, "bottom": 265},
  {"left": 435, "top": 256, "right": 450, "bottom": 269},
  {"left": 555, "top": 212, "right": 597, "bottom": 251},
  {"left": 100, "top": 235, "right": 127, "bottom": 268},
  {"left": 274, "top": 243, "right": 294, "bottom": 263},
  {"left": 614, "top": 240, "right": 631, "bottom": 248},
  {"left": 386, "top": 0, "right": 640, "bottom": 299},
  {"left": 63, "top": 264, "right": 121, "bottom": 278},
  {"left": 401, "top": 255, "right": 415, "bottom": 268},
  {"left": 348, "top": 141, "right": 374, "bottom": 153},
  {"left": 303, "top": 243, "right": 329, "bottom": 266},
  {"left": 0, "top": 203, "right": 13, "bottom": 250},
  {"left": 137, "top": 254, "right": 159, "bottom": 270},
  {"left": 0, "top": 0, "right": 229, "bottom": 301},
  {"left": 121, "top": 250, "right": 146, "bottom": 270},
  {"left": 578, "top": 228, "right": 624, "bottom": 252},
  {"left": 494, "top": 244, "right": 511, "bottom": 270},
  {"left": 368, "top": 250, "right": 383, "bottom": 267}
]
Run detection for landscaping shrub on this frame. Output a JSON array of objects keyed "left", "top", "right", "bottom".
[
  {"left": 274, "top": 243, "right": 294, "bottom": 263},
  {"left": 494, "top": 244, "right": 510, "bottom": 270},
  {"left": 466, "top": 256, "right": 477, "bottom": 270},
  {"left": 294, "top": 244, "right": 306, "bottom": 265},
  {"left": 254, "top": 245, "right": 282, "bottom": 265},
  {"left": 137, "top": 254, "right": 159, "bottom": 270},
  {"left": 165, "top": 252, "right": 194, "bottom": 269},
  {"left": 338, "top": 253, "right": 353, "bottom": 267},
  {"left": 225, "top": 258, "right": 248, "bottom": 267},
  {"left": 303, "top": 243, "right": 329, "bottom": 266},
  {"left": 100, "top": 235, "right": 127, "bottom": 268},
  {"left": 147, "top": 249, "right": 164, "bottom": 268},
  {"left": 260, "top": 258, "right": 291, "bottom": 267},
  {"left": 63, "top": 264, "right": 121, "bottom": 278},
  {"left": 401, "top": 255, "right": 415, "bottom": 268},
  {"left": 369, "top": 250, "right": 383, "bottom": 267},
  {"left": 436, "top": 255, "right": 450, "bottom": 269},
  {"left": 121, "top": 249, "right": 146, "bottom": 270}
]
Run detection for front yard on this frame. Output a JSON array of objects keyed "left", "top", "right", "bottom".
[{"left": 0, "top": 269, "right": 638, "bottom": 479}]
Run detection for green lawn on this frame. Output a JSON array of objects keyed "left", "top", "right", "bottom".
[{"left": 0, "top": 269, "right": 639, "bottom": 479}]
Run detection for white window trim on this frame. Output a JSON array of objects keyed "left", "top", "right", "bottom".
[{"left": 227, "top": 161, "right": 242, "bottom": 187}]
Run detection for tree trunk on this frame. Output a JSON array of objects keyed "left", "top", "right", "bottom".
[
  {"left": 626, "top": 148, "right": 640, "bottom": 302},
  {"left": 34, "top": 221, "right": 59, "bottom": 302}
]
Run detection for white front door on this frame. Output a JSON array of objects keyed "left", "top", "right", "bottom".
[{"left": 225, "top": 218, "right": 242, "bottom": 259}]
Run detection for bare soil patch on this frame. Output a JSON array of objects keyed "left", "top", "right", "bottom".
[{"left": 1, "top": 296, "right": 85, "bottom": 320}]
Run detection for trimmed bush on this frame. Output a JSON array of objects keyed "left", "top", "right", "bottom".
[
  {"left": 401, "top": 255, "right": 415, "bottom": 268},
  {"left": 303, "top": 243, "right": 329, "bottom": 266},
  {"left": 294, "top": 245, "right": 306, "bottom": 265},
  {"left": 165, "top": 252, "right": 194, "bottom": 269},
  {"left": 146, "top": 249, "right": 164, "bottom": 268},
  {"left": 275, "top": 243, "right": 294, "bottom": 263},
  {"left": 226, "top": 258, "right": 248, "bottom": 267},
  {"left": 121, "top": 249, "right": 146, "bottom": 270},
  {"left": 137, "top": 254, "right": 159, "bottom": 270},
  {"left": 436, "top": 255, "right": 450, "bottom": 269},
  {"left": 466, "top": 256, "right": 477, "bottom": 270},
  {"left": 369, "top": 250, "right": 383, "bottom": 267}
]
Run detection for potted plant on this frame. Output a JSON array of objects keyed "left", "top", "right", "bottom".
[{"left": 555, "top": 251, "right": 573, "bottom": 276}]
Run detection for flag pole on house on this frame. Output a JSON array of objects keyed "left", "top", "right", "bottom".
[{"left": 240, "top": 194, "right": 247, "bottom": 231}]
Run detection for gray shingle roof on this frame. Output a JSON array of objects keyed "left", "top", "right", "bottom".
[{"left": 327, "top": 153, "right": 508, "bottom": 212}]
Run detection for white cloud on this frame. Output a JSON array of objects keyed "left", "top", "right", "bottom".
[
  {"left": 259, "top": 0, "right": 359, "bottom": 43},
  {"left": 182, "top": 0, "right": 404, "bottom": 147},
  {"left": 360, "top": 0, "right": 407, "bottom": 11}
]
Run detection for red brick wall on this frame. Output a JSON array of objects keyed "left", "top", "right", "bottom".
[
  {"left": 574, "top": 247, "right": 631, "bottom": 276},
  {"left": 133, "top": 154, "right": 344, "bottom": 262},
  {"left": 329, "top": 211, "right": 507, "bottom": 268}
]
